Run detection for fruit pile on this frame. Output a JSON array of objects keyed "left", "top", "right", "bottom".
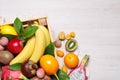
[
  {"left": 0, "top": 17, "right": 70, "bottom": 80},
  {"left": 54, "top": 31, "right": 79, "bottom": 70},
  {"left": 0, "top": 17, "right": 89, "bottom": 80},
  {"left": 54, "top": 31, "right": 89, "bottom": 80}
]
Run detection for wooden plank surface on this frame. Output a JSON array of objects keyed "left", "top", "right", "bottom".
[{"left": 0, "top": 0, "right": 120, "bottom": 80}]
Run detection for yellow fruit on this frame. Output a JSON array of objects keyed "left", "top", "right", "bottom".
[
  {"left": 65, "top": 34, "right": 71, "bottom": 40},
  {"left": 64, "top": 53, "right": 79, "bottom": 69},
  {"left": 38, "top": 25, "right": 51, "bottom": 47},
  {"left": 58, "top": 31, "right": 65, "bottom": 40},
  {"left": 56, "top": 50, "right": 64, "bottom": 57},
  {"left": 33, "top": 22, "right": 50, "bottom": 47},
  {"left": 29, "top": 29, "right": 46, "bottom": 63},
  {"left": 70, "top": 32, "right": 75, "bottom": 38},
  {"left": 62, "top": 65, "right": 68, "bottom": 74},
  {"left": 40, "top": 55, "right": 59, "bottom": 75},
  {"left": 0, "top": 25, "right": 17, "bottom": 35}
]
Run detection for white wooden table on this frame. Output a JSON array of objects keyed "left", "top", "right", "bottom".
[{"left": 0, "top": 0, "right": 120, "bottom": 80}]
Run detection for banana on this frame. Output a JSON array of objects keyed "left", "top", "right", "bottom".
[
  {"left": 10, "top": 36, "right": 36, "bottom": 65},
  {"left": 38, "top": 25, "right": 51, "bottom": 47},
  {"left": 29, "top": 29, "right": 46, "bottom": 63},
  {"left": 33, "top": 22, "right": 51, "bottom": 47}
]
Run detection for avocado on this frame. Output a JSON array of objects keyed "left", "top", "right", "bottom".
[{"left": 65, "top": 39, "right": 78, "bottom": 52}]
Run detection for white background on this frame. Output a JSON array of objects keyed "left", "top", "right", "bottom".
[{"left": 0, "top": 0, "right": 120, "bottom": 80}]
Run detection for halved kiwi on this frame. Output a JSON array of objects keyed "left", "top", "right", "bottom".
[{"left": 65, "top": 39, "right": 78, "bottom": 52}]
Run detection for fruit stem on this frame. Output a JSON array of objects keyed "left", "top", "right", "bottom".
[{"left": 54, "top": 73, "right": 59, "bottom": 80}]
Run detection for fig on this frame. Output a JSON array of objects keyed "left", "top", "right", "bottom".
[
  {"left": 21, "top": 60, "right": 38, "bottom": 78},
  {"left": 65, "top": 39, "right": 78, "bottom": 52}
]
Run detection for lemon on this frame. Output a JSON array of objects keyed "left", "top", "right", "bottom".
[{"left": 0, "top": 25, "right": 18, "bottom": 35}]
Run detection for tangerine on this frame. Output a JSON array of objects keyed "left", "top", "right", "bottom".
[
  {"left": 40, "top": 55, "right": 59, "bottom": 75},
  {"left": 64, "top": 53, "right": 79, "bottom": 69},
  {"left": 56, "top": 50, "right": 64, "bottom": 57}
]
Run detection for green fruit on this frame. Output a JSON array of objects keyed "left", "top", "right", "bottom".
[{"left": 65, "top": 39, "right": 78, "bottom": 52}]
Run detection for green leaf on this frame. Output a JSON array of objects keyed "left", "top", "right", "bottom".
[
  {"left": 51, "top": 69, "right": 70, "bottom": 80},
  {"left": 13, "top": 17, "right": 23, "bottom": 33},
  {"left": 19, "top": 33, "right": 25, "bottom": 41},
  {"left": 45, "top": 42, "right": 55, "bottom": 56},
  {"left": 57, "top": 69, "right": 70, "bottom": 80},
  {"left": 22, "top": 26, "right": 38, "bottom": 39},
  {"left": 9, "top": 63, "right": 22, "bottom": 70}
]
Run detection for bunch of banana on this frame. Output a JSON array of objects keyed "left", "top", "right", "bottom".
[
  {"left": 29, "top": 23, "right": 51, "bottom": 63},
  {"left": 38, "top": 25, "right": 51, "bottom": 47},
  {"left": 29, "top": 28, "right": 46, "bottom": 63},
  {"left": 33, "top": 21, "right": 51, "bottom": 47},
  {"left": 10, "top": 24, "right": 51, "bottom": 65}
]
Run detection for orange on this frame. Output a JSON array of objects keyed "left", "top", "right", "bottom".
[
  {"left": 64, "top": 53, "right": 79, "bottom": 69},
  {"left": 56, "top": 50, "right": 64, "bottom": 57},
  {"left": 40, "top": 55, "right": 59, "bottom": 75}
]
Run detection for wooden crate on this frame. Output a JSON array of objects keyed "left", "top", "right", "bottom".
[
  {"left": 0, "top": 17, "right": 53, "bottom": 74},
  {"left": 0, "top": 16, "right": 53, "bottom": 41}
]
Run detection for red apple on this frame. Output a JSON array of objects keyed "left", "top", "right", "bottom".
[{"left": 7, "top": 38, "right": 23, "bottom": 54}]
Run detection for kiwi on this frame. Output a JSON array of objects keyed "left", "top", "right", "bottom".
[
  {"left": 65, "top": 39, "right": 78, "bottom": 52},
  {"left": 0, "top": 50, "right": 14, "bottom": 64}
]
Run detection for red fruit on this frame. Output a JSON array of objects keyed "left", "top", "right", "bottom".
[
  {"left": 36, "top": 68, "right": 45, "bottom": 78},
  {"left": 7, "top": 38, "right": 23, "bottom": 54}
]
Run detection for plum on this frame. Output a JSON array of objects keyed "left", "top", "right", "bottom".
[{"left": 21, "top": 60, "right": 38, "bottom": 78}]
